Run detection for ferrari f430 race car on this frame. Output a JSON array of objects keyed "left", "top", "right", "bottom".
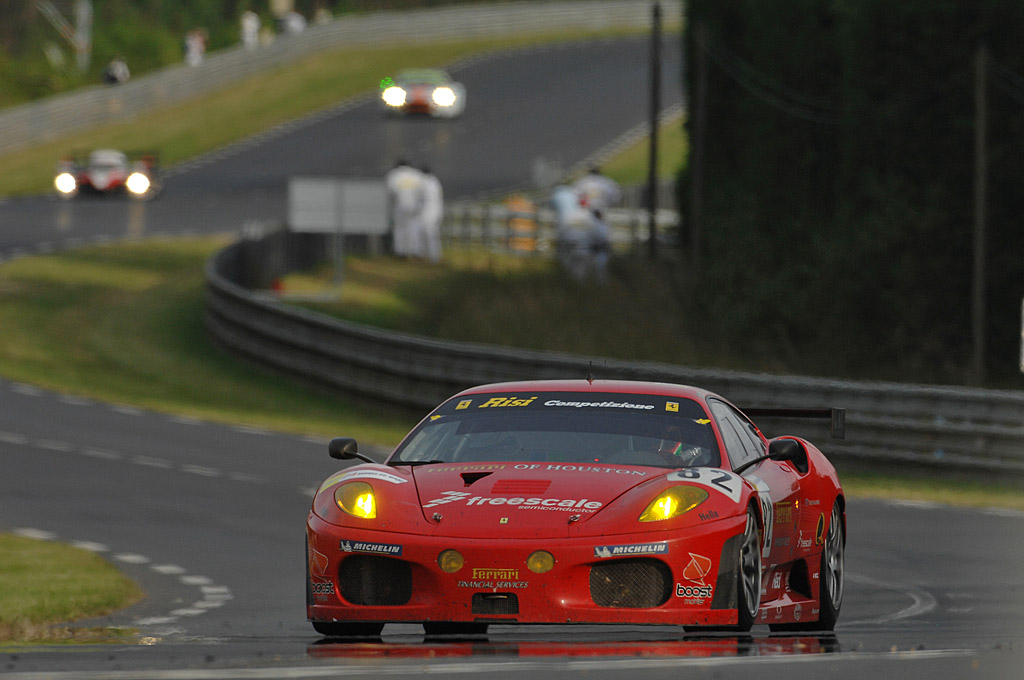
[
  {"left": 54, "top": 149, "right": 161, "bottom": 199},
  {"left": 306, "top": 380, "right": 846, "bottom": 637}
]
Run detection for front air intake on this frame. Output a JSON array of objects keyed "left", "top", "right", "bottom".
[
  {"left": 338, "top": 555, "right": 412, "bottom": 606},
  {"left": 590, "top": 558, "right": 672, "bottom": 608}
]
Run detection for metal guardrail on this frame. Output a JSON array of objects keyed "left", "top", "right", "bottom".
[
  {"left": 0, "top": 0, "right": 682, "bottom": 155},
  {"left": 205, "top": 231, "right": 1024, "bottom": 476}
]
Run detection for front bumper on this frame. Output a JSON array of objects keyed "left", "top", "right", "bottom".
[{"left": 307, "top": 512, "right": 746, "bottom": 627}]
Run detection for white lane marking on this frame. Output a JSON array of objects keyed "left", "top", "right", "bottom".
[
  {"left": 83, "top": 447, "right": 123, "bottom": 460},
  {"left": 35, "top": 439, "right": 72, "bottom": 452},
  {"left": 228, "top": 471, "right": 265, "bottom": 483},
  {"left": 58, "top": 394, "right": 92, "bottom": 406},
  {"left": 152, "top": 564, "right": 187, "bottom": 575},
  {"left": 181, "top": 464, "right": 221, "bottom": 477},
  {"left": 844, "top": 572, "right": 938, "bottom": 625},
  {"left": 0, "top": 431, "right": 29, "bottom": 445},
  {"left": 9, "top": 528, "right": 232, "bottom": 634},
  {"left": 0, "top": 649, "right": 979, "bottom": 680},
  {"left": 112, "top": 404, "right": 143, "bottom": 416},
  {"left": 13, "top": 528, "right": 56, "bottom": 540},
  {"left": 232, "top": 425, "right": 271, "bottom": 436},
  {"left": 169, "top": 415, "right": 202, "bottom": 425},
  {"left": 133, "top": 455, "right": 173, "bottom": 468},
  {"left": 71, "top": 541, "right": 109, "bottom": 552},
  {"left": 181, "top": 575, "right": 213, "bottom": 586},
  {"left": 11, "top": 383, "right": 42, "bottom": 396}
]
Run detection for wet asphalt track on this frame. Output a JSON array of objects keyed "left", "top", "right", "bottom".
[{"left": 1, "top": 35, "right": 1022, "bottom": 679}]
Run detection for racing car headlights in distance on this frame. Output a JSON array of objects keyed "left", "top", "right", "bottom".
[
  {"left": 639, "top": 485, "right": 709, "bottom": 522},
  {"left": 125, "top": 172, "right": 151, "bottom": 195},
  {"left": 381, "top": 86, "right": 407, "bottom": 107},
  {"left": 431, "top": 86, "right": 457, "bottom": 107},
  {"left": 54, "top": 172, "right": 77, "bottom": 195},
  {"left": 335, "top": 481, "right": 376, "bottom": 519}
]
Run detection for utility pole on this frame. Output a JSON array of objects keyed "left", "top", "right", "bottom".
[
  {"left": 646, "top": 1, "right": 662, "bottom": 258},
  {"left": 971, "top": 43, "right": 988, "bottom": 386}
]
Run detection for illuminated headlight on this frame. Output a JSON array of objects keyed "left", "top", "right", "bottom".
[
  {"left": 125, "top": 172, "right": 151, "bottom": 195},
  {"left": 432, "top": 86, "right": 457, "bottom": 107},
  {"left": 381, "top": 86, "right": 407, "bottom": 107},
  {"left": 54, "top": 172, "right": 77, "bottom": 194},
  {"left": 639, "top": 486, "right": 709, "bottom": 522},
  {"left": 335, "top": 481, "right": 376, "bottom": 519}
]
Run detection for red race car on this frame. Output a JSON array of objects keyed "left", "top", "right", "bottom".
[{"left": 306, "top": 380, "right": 846, "bottom": 636}]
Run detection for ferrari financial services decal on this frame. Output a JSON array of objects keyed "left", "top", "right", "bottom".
[
  {"left": 340, "top": 540, "right": 402, "bottom": 556},
  {"left": 666, "top": 467, "right": 743, "bottom": 503},
  {"left": 594, "top": 542, "right": 668, "bottom": 558},
  {"left": 423, "top": 490, "right": 602, "bottom": 512}
]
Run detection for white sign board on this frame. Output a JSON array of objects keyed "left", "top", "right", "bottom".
[{"left": 288, "top": 177, "right": 388, "bottom": 235}]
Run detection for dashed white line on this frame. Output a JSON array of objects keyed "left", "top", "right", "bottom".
[
  {"left": 133, "top": 455, "right": 173, "bottom": 468},
  {"left": 112, "top": 404, "right": 143, "bottom": 416},
  {"left": 71, "top": 541, "right": 109, "bottom": 552},
  {"left": 0, "top": 431, "right": 29, "bottom": 445},
  {"left": 114, "top": 553, "right": 151, "bottom": 565},
  {"left": 181, "top": 575, "right": 213, "bottom": 586},
  {"left": 13, "top": 528, "right": 56, "bottom": 541},
  {"left": 83, "top": 447, "right": 123, "bottom": 460},
  {"left": 152, "top": 564, "right": 187, "bottom": 575},
  {"left": 181, "top": 464, "right": 221, "bottom": 477},
  {"left": 35, "top": 439, "right": 73, "bottom": 452}
]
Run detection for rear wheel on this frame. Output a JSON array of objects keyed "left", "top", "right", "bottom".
[{"left": 312, "top": 621, "right": 385, "bottom": 637}]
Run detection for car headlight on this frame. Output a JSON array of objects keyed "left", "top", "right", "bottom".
[
  {"left": 382, "top": 86, "right": 407, "bottom": 107},
  {"left": 432, "top": 86, "right": 457, "bottom": 107},
  {"left": 639, "top": 486, "right": 709, "bottom": 522},
  {"left": 125, "top": 172, "right": 151, "bottom": 195},
  {"left": 54, "top": 172, "right": 77, "bottom": 194},
  {"left": 335, "top": 481, "right": 376, "bottom": 519}
]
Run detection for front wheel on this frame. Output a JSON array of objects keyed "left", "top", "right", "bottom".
[
  {"left": 312, "top": 621, "right": 384, "bottom": 637},
  {"left": 735, "top": 505, "right": 763, "bottom": 631},
  {"left": 817, "top": 500, "right": 845, "bottom": 630}
]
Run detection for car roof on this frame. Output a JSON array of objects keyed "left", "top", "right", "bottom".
[
  {"left": 451, "top": 379, "right": 716, "bottom": 402},
  {"left": 88, "top": 149, "right": 127, "bottom": 164}
]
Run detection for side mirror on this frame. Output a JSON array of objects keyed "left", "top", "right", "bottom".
[
  {"left": 768, "top": 438, "right": 808, "bottom": 473},
  {"left": 328, "top": 437, "right": 359, "bottom": 460}
]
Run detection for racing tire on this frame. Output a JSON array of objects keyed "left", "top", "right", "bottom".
[
  {"left": 423, "top": 622, "right": 489, "bottom": 636},
  {"left": 735, "top": 505, "right": 762, "bottom": 632},
  {"left": 312, "top": 621, "right": 385, "bottom": 637},
  {"left": 770, "top": 499, "right": 844, "bottom": 632}
]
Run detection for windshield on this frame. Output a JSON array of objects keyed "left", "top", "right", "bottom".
[{"left": 392, "top": 392, "right": 720, "bottom": 469}]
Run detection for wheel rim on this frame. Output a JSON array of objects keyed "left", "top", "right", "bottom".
[
  {"left": 823, "top": 503, "right": 844, "bottom": 608},
  {"left": 739, "top": 511, "right": 761, "bottom": 618}
]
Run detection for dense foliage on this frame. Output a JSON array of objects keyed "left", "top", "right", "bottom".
[{"left": 681, "top": 0, "right": 1024, "bottom": 387}]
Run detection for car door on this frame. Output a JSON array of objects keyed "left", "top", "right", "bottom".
[{"left": 708, "top": 399, "right": 800, "bottom": 566}]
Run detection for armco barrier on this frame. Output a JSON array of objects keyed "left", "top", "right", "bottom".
[
  {"left": 0, "top": 1, "right": 682, "bottom": 155},
  {"left": 205, "top": 234, "right": 1024, "bottom": 475}
]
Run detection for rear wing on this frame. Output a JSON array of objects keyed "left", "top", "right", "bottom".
[{"left": 744, "top": 407, "right": 846, "bottom": 439}]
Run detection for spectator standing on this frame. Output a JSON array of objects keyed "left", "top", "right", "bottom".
[
  {"left": 185, "top": 28, "right": 207, "bottom": 66},
  {"left": 418, "top": 165, "right": 444, "bottom": 263},
  {"left": 573, "top": 166, "right": 622, "bottom": 211},
  {"left": 385, "top": 160, "right": 424, "bottom": 257},
  {"left": 588, "top": 209, "right": 612, "bottom": 282},
  {"left": 241, "top": 10, "right": 260, "bottom": 50}
]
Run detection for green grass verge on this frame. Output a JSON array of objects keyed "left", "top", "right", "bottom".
[
  {"left": 0, "top": 26, "right": 680, "bottom": 197},
  {"left": 0, "top": 236, "right": 418, "bottom": 446},
  {"left": 0, "top": 534, "right": 143, "bottom": 645}
]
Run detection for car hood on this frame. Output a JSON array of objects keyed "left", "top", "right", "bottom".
[{"left": 411, "top": 462, "right": 663, "bottom": 538}]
